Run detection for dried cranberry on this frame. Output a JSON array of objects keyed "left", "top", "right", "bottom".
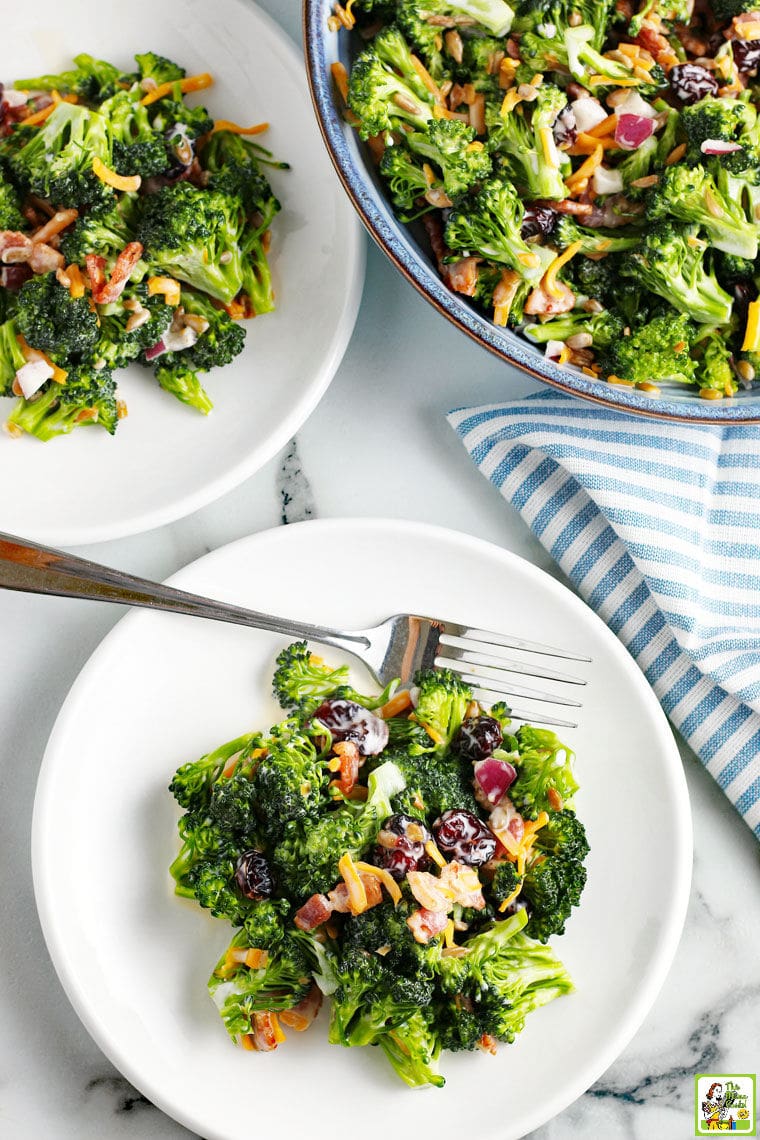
[
  {"left": 312, "top": 697, "right": 389, "bottom": 756},
  {"left": 733, "top": 281, "right": 753, "bottom": 324},
  {"left": 731, "top": 38, "right": 760, "bottom": 75},
  {"left": 372, "top": 813, "right": 431, "bottom": 881},
  {"left": 433, "top": 809, "right": 497, "bottom": 866},
  {"left": 552, "top": 105, "right": 577, "bottom": 149},
  {"left": 452, "top": 716, "right": 503, "bottom": 762},
  {"left": 669, "top": 63, "right": 719, "bottom": 105},
  {"left": 521, "top": 205, "right": 557, "bottom": 240},
  {"left": 234, "top": 850, "right": 273, "bottom": 899}
]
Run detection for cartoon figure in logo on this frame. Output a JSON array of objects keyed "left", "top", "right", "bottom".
[{"left": 702, "top": 1083, "right": 728, "bottom": 1130}]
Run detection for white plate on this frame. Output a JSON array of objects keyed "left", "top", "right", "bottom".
[
  {"left": 32, "top": 519, "right": 692, "bottom": 1140},
  {"left": 1, "top": 0, "right": 363, "bottom": 546}
]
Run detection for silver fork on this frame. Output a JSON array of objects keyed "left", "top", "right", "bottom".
[{"left": 0, "top": 532, "right": 590, "bottom": 728}]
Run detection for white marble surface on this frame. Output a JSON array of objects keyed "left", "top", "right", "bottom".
[{"left": 1, "top": 3, "right": 759, "bottom": 1137}]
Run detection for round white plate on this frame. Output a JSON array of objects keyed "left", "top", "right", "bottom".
[
  {"left": 32, "top": 519, "right": 692, "bottom": 1140},
  {"left": 1, "top": 0, "right": 363, "bottom": 545}
]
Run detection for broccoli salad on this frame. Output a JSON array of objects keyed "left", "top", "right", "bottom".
[
  {"left": 169, "top": 642, "right": 589, "bottom": 1088},
  {"left": 0, "top": 52, "right": 287, "bottom": 441},
  {"left": 331, "top": 0, "right": 760, "bottom": 397}
]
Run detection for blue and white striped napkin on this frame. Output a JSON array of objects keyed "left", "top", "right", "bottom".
[{"left": 448, "top": 390, "right": 760, "bottom": 840}]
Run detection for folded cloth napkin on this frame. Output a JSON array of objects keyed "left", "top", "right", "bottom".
[{"left": 448, "top": 389, "right": 760, "bottom": 840}]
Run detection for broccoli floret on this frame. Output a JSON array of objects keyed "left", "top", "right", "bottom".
[
  {"left": 93, "top": 295, "right": 173, "bottom": 371},
  {"left": 713, "top": 0, "right": 758, "bottom": 25},
  {"left": 15, "top": 273, "right": 100, "bottom": 361},
  {"left": 695, "top": 331, "right": 738, "bottom": 395},
  {"left": 445, "top": 177, "right": 545, "bottom": 282},
  {"left": 554, "top": 215, "right": 641, "bottom": 255},
  {"left": 399, "top": 0, "right": 515, "bottom": 41},
  {"left": 385, "top": 747, "right": 480, "bottom": 821},
  {"left": 519, "top": 23, "right": 646, "bottom": 87},
  {"left": 534, "top": 808, "right": 590, "bottom": 860},
  {"left": 509, "top": 724, "right": 580, "bottom": 818},
  {"left": 488, "top": 859, "right": 522, "bottom": 908},
  {"left": 273, "top": 760, "right": 406, "bottom": 898},
  {"left": 134, "top": 51, "right": 186, "bottom": 87},
  {"left": 379, "top": 144, "right": 436, "bottom": 219},
  {"left": 347, "top": 44, "right": 435, "bottom": 139},
  {"left": 237, "top": 228, "right": 276, "bottom": 317},
  {"left": 342, "top": 899, "right": 440, "bottom": 976},
  {"left": 178, "top": 290, "right": 246, "bottom": 370},
  {"left": 14, "top": 53, "right": 134, "bottom": 103},
  {"left": 190, "top": 853, "right": 253, "bottom": 923},
  {"left": 9, "top": 102, "right": 114, "bottom": 210},
  {"left": 522, "top": 850, "right": 587, "bottom": 941},
  {"left": 456, "top": 36, "right": 510, "bottom": 94},
  {"left": 242, "top": 898, "right": 292, "bottom": 950},
  {"left": 6, "top": 363, "right": 118, "bottom": 440},
  {"left": 436, "top": 910, "right": 573, "bottom": 1040},
  {"left": 406, "top": 118, "right": 493, "bottom": 201},
  {"left": 487, "top": 84, "right": 570, "bottom": 200},
  {"left": 716, "top": 251, "right": 756, "bottom": 289},
  {"left": 252, "top": 722, "right": 328, "bottom": 838},
  {"left": 272, "top": 641, "right": 352, "bottom": 716},
  {"left": 101, "top": 89, "right": 170, "bottom": 178},
  {"left": 513, "top": 0, "right": 612, "bottom": 48},
  {"left": 681, "top": 96, "right": 755, "bottom": 159},
  {"left": 208, "top": 927, "right": 315, "bottom": 1037},
  {"left": 378, "top": 1009, "right": 445, "bottom": 1088},
  {"left": 620, "top": 223, "right": 733, "bottom": 326},
  {"left": 207, "top": 772, "right": 261, "bottom": 838},
  {"left": 200, "top": 129, "right": 283, "bottom": 232},
  {"left": 153, "top": 361, "right": 213, "bottom": 414},
  {"left": 329, "top": 943, "right": 434, "bottom": 1048},
  {"left": 598, "top": 309, "right": 698, "bottom": 385},
  {"left": 524, "top": 307, "right": 625, "bottom": 351},
  {"left": 169, "top": 732, "right": 261, "bottom": 813},
  {"left": 411, "top": 668, "right": 473, "bottom": 750},
  {"left": 616, "top": 135, "right": 659, "bottom": 190},
  {"left": 168, "top": 811, "right": 237, "bottom": 893},
  {"left": 138, "top": 182, "right": 245, "bottom": 303},
  {"left": 0, "top": 181, "right": 26, "bottom": 230},
  {"left": 59, "top": 196, "right": 139, "bottom": 264},
  {"left": 0, "top": 318, "right": 26, "bottom": 396},
  {"left": 647, "top": 164, "right": 758, "bottom": 260}
]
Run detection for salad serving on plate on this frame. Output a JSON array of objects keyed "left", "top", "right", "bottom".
[
  {"left": 0, "top": 49, "right": 286, "bottom": 440},
  {"left": 169, "top": 641, "right": 589, "bottom": 1088},
  {"left": 328, "top": 0, "right": 760, "bottom": 400}
]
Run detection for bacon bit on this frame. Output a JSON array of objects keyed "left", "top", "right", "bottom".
[
  {"left": 538, "top": 197, "right": 593, "bottom": 216},
  {"left": 445, "top": 255, "right": 479, "bottom": 296},
  {"left": 407, "top": 907, "right": 450, "bottom": 944},
  {"left": 252, "top": 1011, "right": 285, "bottom": 1051},
  {"left": 212, "top": 119, "right": 269, "bottom": 136},
  {"left": 224, "top": 298, "right": 247, "bottom": 320},
  {"left": 376, "top": 689, "right": 413, "bottom": 719},
  {"left": 0, "top": 231, "right": 33, "bottom": 263},
  {"left": 294, "top": 892, "right": 332, "bottom": 931},
  {"left": 86, "top": 242, "right": 144, "bottom": 304},
  {"left": 524, "top": 279, "right": 575, "bottom": 316},
  {"left": 331, "top": 61, "right": 350, "bottom": 105},
  {"left": 140, "top": 72, "right": 214, "bottom": 107},
  {"left": 280, "top": 985, "right": 323, "bottom": 1032},
  {"left": 633, "top": 24, "right": 679, "bottom": 70},
  {"left": 28, "top": 242, "right": 64, "bottom": 274},
  {"left": 479, "top": 1033, "right": 499, "bottom": 1055},
  {"left": 440, "top": 861, "right": 486, "bottom": 909},
  {"left": 92, "top": 155, "right": 141, "bottom": 193},
  {"left": 333, "top": 740, "right": 361, "bottom": 796},
  {"left": 31, "top": 208, "right": 78, "bottom": 245}
]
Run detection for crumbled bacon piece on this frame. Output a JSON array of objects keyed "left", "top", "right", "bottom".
[
  {"left": 407, "top": 907, "right": 449, "bottom": 944},
  {"left": 86, "top": 242, "right": 144, "bottom": 304},
  {"left": 294, "top": 892, "right": 333, "bottom": 931}
]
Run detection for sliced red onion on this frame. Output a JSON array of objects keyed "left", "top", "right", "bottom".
[
  {"left": 144, "top": 339, "right": 167, "bottom": 361},
  {"left": 474, "top": 757, "right": 517, "bottom": 805},
  {"left": 593, "top": 165, "right": 624, "bottom": 195},
  {"left": 570, "top": 96, "right": 607, "bottom": 134},
  {"left": 544, "top": 339, "right": 565, "bottom": 361},
  {"left": 15, "top": 359, "right": 53, "bottom": 399},
  {"left": 3, "top": 89, "right": 30, "bottom": 109},
  {"left": 615, "top": 114, "right": 655, "bottom": 151},
  {"left": 0, "top": 265, "right": 31, "bottom": 290},
  {"left": 700, "top": 139, "right": 742, "bottom": 155}
]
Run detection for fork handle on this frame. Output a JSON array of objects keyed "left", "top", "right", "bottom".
[{"left": 0, "top": 532, "right": 369, "bottom": 650}]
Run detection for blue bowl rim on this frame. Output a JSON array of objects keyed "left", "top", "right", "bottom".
[{"left": 302, "top": 0, "right": 760, "bottom": 425}]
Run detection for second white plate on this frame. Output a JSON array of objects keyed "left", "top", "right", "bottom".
[
  {"left": 1, "top": 0, "right": 363, "bottom": 545},
  {"left": 32, "top": 519, "right": 691, "bottom": 1139}
]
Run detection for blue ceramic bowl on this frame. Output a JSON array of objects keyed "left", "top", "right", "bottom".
[{"left": 303, "top": 1, "right": 760, "bottom": 424}]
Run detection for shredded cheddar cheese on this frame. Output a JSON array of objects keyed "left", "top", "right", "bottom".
[
  {"left": 743, "top": 300, "right": 760, "bottom": 352},
  {"left": 354, "top": 861, "right": 402, "bottom": 905},
  {"left": 147, "top": 276, "right": 182, "bottom": 305},
  {"left": 338, "top": 851, "right": 368, "bottom": 914},
  {"left": 542, "top": 240, "right": 583, "bottom": 300},
  {"left": 140, "top": 72, "right": 213, "bottom": 107},
  {"left": 92, "top": 156, "right": 141, "bottom": 192}
]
